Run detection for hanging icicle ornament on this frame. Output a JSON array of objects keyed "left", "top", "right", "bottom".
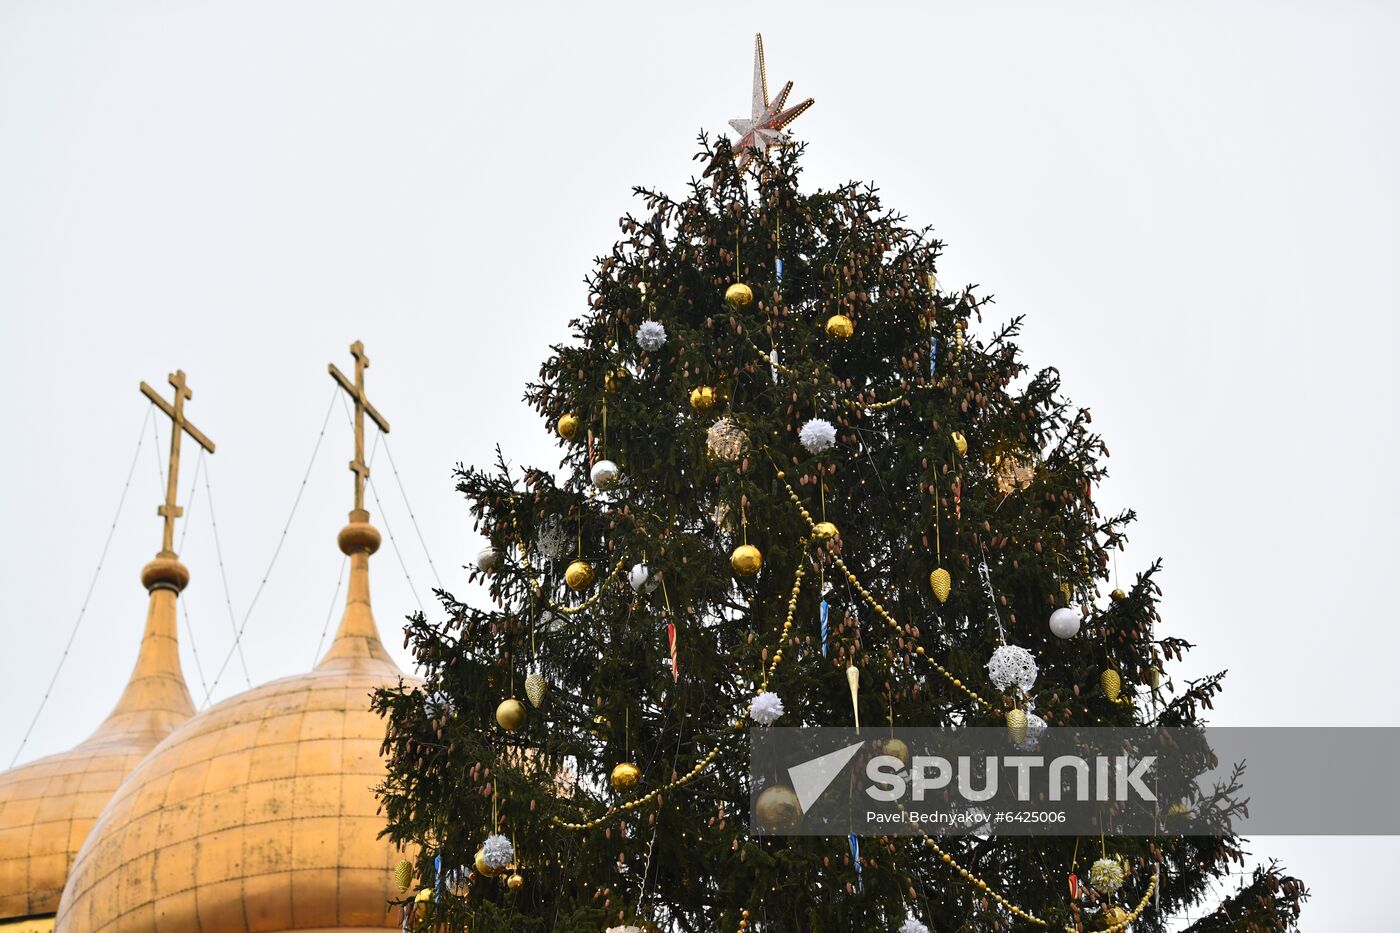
[
  {"left": 849, "top": 834, "right": 863, "bottom": 892},
  {"left": 750, "top": 691, "right": 785, "bottom": 725},
  {"left": 769, "top": 347, "right": 780, "bottom": 383},
  {"left": 1090, "top": 857, "right": 1127, "bottom": 895},
  {"left": 899, "top": 918, "right": 931, "bottom": 933},
  {"left": 635, "top": 320, "right": 667, "bottom": 352},
  {"left": 1049, "top": 606, "right": 1081, "bottom": 639},
  {"left": 846, "top": 665, "right": 861, "bottom": 731},
  {"left": 706, "top": 417, "right": 748, "bottom": 461},
  {"left": 628, "top": 562, "right": 658, "bottom": 594},
  {"left": 800, "top": 418, "right": 837, "bottom": 454},
  {"left": 986, "top": 644, "right": 1039, "bottom": 693},
  {"left": 474, "top": 546, "right": 498, "bottom": 574},
  {"left": 479, "top": 834, "right": 515, "bottom": 873},
  {"left": 819, "top": 598, "right": 830, "bottom": 656},
  {"left": 590, "top": 459, "right": 621, "bottom": 490}
]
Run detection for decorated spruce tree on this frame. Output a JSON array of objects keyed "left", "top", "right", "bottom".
[{"left": 374, "top": 112, "right": 1305, "bottom": 930}]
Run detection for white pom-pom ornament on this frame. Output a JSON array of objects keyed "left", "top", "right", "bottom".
[
  {"left": 1090, "top": 857, "right": 1126, "bottom": 894},
  {"left": 899, "top": 918, "right": 931, "bottom": 933},
  {"left": 629, "top": 562, "right": 658, "bottom": 594},
  {"left": 590, "top": 459, "right": 621, "bottom": 490},
  {"left": 636, "top": 320, "right": 667, "bottom": 351},
  {"left": 750, "top": 691, "right": 784, "bottom": 725},
  {"left": 799, "top": 418, "right": 837, "bottom": 454},
  {"left": 475, "top": 546, "right": 498, "bottom": 573},
  {"left": 480, "top": 833, "right": 514, "bottom": 870},
  {"left": 1049, "top": 607, "right": 1081, "bottom": 639},
  {"left": 986, "top": 644, "right": 1039, "bottom": 693}
]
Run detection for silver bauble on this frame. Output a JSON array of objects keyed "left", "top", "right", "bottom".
[
  {"left": 590, "top": 459, "right": 621, "bottom": 490},
  {"left": 475, "top": 546, "right": 498, "bottom": 573},
  {"left": 1048, "top": 607, "right": 1081, "bottom": 639},
  {"left": 629, "top": 562, "right": 658, "bottom": 594}
]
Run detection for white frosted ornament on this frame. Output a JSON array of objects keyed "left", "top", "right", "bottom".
[
  {"left": 590, "top": 459, "right": 621, "bottom": 490},
  {"left": 628, "top": 562, "right": 658, "bottom": 594},
  {"left": 1049, "top": 607, "right": 1081, "bottom": 639},
  {"left": 799, "top": 418, "right": 837, "bottom": 454},
  {"left": 636, "top": 320, "right": 667, "bottom": 351},
  {"left": 480, "top": 833, "right": 514, "bottom": 870},
  {"left": 750, "top": 691, "right": 784, "bottom": 725},
  {"left": 986, "top": 644, "right": 1038, "bottom": 693},
  {"left": 1090, "top": 857, "right": 1126, "bottom": 895},
  {"left": 475, "top": 546, "right": 498, "bottom": 573},
  {"left": 899, "top": 919, "right": 931, "bottom": 933}
]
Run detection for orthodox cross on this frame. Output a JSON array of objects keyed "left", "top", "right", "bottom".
[
  {"left": 140, "top": 370, "right": 216, "bottom": 555},
  {"left": 328, "top": 340, "right": 390, "bottom": 513}
]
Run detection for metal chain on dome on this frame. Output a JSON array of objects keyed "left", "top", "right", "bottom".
[{"left": 9, "top": 406, "right": 153, "bottom": 767}]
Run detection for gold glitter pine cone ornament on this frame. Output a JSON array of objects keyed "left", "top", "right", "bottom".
[
  {"left": 556, "top": 412, "right": 580, "bottom": 441},
  {"left": 725, "top": 282, "right": 754, "bottom": 308},
  {"left": 495, "top": 698, "right": 527, "bottom": 731},
  {"left": 1100, "top": 668, "right": 1123, "bottom": 702},
  {"left": 730, "top": 543, "right": 763, "bottom": 577},
  {"left": 524, "top": 671, "right": 548, "bottom": 708},
  {"left": 825, "top": 313, "right": 854, "bottom": 341},
  {"left": 392, "top": 858, "right": 413, "bottom": 893},
  {"left": 929, "top": 567, "right": 951, "bottom": 604},
  {"left": 1005, "top": 708, "right": 1029, "bottom": 744},
  {"left": 564, "top": 558, "right": 595, "bottom": 590},
  {"left": 610, "top": 761, "right": 642, "bottom": 792}
]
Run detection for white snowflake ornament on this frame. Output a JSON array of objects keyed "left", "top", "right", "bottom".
[
  {"left": 636, "top": 320, "right": 667, "bottom": 352},
  {"left": 986, "top": 644, "right": 1038, "bottom": 693},
  {"left": 480, "top": 833, "right": 514, "bottom": 870},
  {"left": 799, "top": 418, "right": 837, "bottom": 454}
]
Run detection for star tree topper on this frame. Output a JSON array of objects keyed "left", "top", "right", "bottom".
[{"left": 728, "top": 33, "right": 814, "bottom": 171}]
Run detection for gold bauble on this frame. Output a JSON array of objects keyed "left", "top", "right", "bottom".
[
  {"left": 951, "top": 430, "right": 968, "bottom": 456},
  {"left": 825, "top": 313, "right": 855, "bottom": 341},
  {"left": 1110, "top": 587, "right": 1127, "bottom": 601},
  {"left": 524, "top": 672, "right": 548, "bottom": 708},
  {"left": 1005, "top": 708, "right": 1029, "bottom": 744},
  {"left": 475, "top": 849, "right": 504, "bottom": 878},
  {"left": 564, "top": 559, "right": 595, "bottom": 590},
  {"left": 495, "top": 698, "right": 527, "bottom": 731},
  {"left": 929, "top": 567, "right": 951, "bottom": 604},
  {"left": 1100, "top": 669, "right": 1123, "bottom": 703},
  {"left": 1102, "top": 906, "right": 1130, "bottom": 926},
  {"left": 812, "top": 521, "right": 839, "bottom": 541},
  {"left": 610, "top": 761, "right": 642, "bottom": 792},
  {"left": 415, "top": 888, "right": 432, "bottom": 904},
  {"left": 725, "top": 282, "right": 754, "bottom": 308},
  {"left": 881, "top": 737, "right": 911, "bottom": 768},
  {"left": 605, "top": 367, "right": 629, "bottom": 392},
  {"left": 689, "top": 385, "right": 719, "bottom": 414},
  {"left": 730, "top": 543, "right": 763, "bottom": 577},
  {"left": 754, "top": 785, "right": 803, "bottom": 832},
  {"left": 506, "top": 872, "right": 524, "bottom": 890},
  {"left": 557, "top": 412, "right": 580, "bottom": 441},
  {"left": 393, "top": 858, "right": 413, "bottom": 893}
]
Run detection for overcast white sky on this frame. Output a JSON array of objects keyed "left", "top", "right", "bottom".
[{"left": 2, "top": 1, "right": 1396, "bottom": 927}]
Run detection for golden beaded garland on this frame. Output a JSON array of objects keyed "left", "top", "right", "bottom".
[
  {"left": 610, "top": 761, "right": 642, "bottom": 792},
  {"left": 725, "top": 282, "right": 754, "bottom": 308},
  {"left": 564, "top": 559, "right": 595, "bottom": 590},
  {"left": 495, "top": 698, "right": 527, "bottom": 731},
  {"left": 825, "top": 313, "right": 854, "bottom": 341},
  {"left": 556, "top": 412, "right": 579, "bottom": 441},
  {"left": 730, "top": 543, "right": 763, "bottom": 577}
]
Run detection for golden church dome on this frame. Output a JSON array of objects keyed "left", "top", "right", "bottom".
[
  {"left": 54, "top": 510, "right": 418, "bottom": 933},
  {"left": 0, "top": 557, "right": 196, "bottom": 922}
]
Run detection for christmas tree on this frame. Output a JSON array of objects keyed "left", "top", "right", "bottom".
[{"left": 374, "top": 41, "right": 1305, "bottom": 933}]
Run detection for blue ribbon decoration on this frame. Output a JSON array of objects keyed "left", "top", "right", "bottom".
[
  {"left": 775, "top": 256, "right": 784, "bottom": 283},
  {"left": 850, "top": 834, "right": 863, "bottom": 892},
  {"left": 820, "top": 599, "right": 830, "bottom": 657},
  {"left": 930, "top": 335, "right": 938, "bottom": 377}
]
